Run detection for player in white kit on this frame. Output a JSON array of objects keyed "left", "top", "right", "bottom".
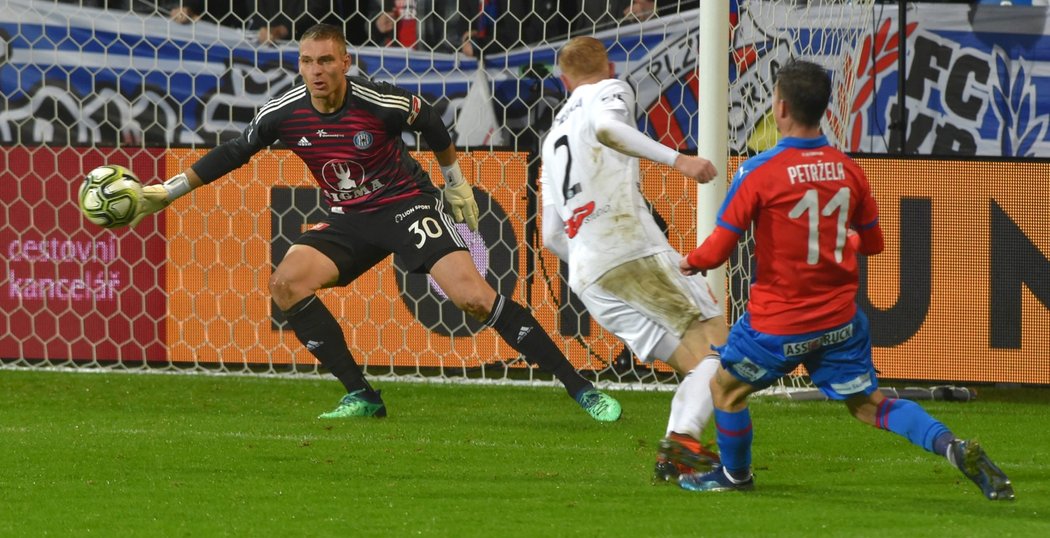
[{"left": 539, "top": 36, "right": 728, "bottom": 481}]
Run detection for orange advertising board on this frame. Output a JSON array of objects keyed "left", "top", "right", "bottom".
[
  {"left": 856, "top": 157, "right": 1049, "bottom": 384},
  {"left": 163, "top": 149, "right": 1048, "bottom": 384},
  {"left": 164, "top": 149, "right": 674, "bottom": 370}
]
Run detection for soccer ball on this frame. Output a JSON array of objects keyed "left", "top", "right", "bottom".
[{"left": 79, "top": 165, "right": 142, "bottom": 228}]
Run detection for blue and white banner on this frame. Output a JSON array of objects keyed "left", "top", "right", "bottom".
[{"left": 1, "top": 0, "right": 1049, "bottom": 156}]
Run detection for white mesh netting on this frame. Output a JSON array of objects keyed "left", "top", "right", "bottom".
[{"left": 1, "top": 0, "right": 878, "bottom": 391}]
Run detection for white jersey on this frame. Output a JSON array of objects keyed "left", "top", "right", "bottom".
[{"left": 540, "top": 78, "right": 672, "bottom": 293}]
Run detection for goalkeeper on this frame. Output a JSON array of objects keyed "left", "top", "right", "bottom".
[
  {"left": 130, "top": 23, "right": 621, "bottom": 422},
  {"left": 539, "top": 36, "right": 725, "bottom": 480}
]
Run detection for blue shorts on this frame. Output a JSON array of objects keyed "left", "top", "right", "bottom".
[{"left": 716, "top": 310, "right": 879, "bottom": 400}]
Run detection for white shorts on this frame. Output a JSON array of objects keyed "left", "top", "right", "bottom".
[{"left": 578, "top": 251, "right": 722, "bottom": 363}]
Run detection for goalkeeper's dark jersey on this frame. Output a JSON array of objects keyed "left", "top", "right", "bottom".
[{"left": 191, "top": 75, "right": 451, "bottom": 212}]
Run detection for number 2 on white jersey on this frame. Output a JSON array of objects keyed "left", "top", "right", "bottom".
[
  {"left": 553, "top": 135, "right": 581, "bottom": 200},
  {"left": 788, "top": 187, "right": 850, "bottom": 264}
]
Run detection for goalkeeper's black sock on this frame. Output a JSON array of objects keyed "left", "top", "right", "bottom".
[
  {"left": 483, "top": 295, "right": 592, "bottom": 398},
  {"left": 283, "top": 295, "right": 376, "bottom": 396}
]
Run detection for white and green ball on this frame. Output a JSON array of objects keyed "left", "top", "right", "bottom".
[{"left": 79, "top": 165, "right": 142, "bottom": 228}]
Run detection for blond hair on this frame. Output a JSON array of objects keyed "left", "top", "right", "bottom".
[{"left": 557, "top": 37, "right": 609, "bottom": 80}]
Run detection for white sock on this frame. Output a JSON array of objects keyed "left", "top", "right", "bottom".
[{"left": 665, "top": 355, "right": 720, "bottom": 439}]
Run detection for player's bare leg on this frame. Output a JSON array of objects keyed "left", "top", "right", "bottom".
[
  {"left": 271, "top": 245, "right": 385, "bottom": 418},
  {"left": 429, "top": 251, "right": 622, "bottom": 421}
]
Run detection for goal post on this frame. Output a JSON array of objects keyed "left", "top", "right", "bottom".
[{"left": 697, "top": 1, "right": 730, "bottom": 307}]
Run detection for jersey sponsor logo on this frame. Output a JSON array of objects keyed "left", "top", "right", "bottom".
[
  {"left": 316, "top": 129, "right": 344, "bottom": 138},
  {"left": 565, "top": 202, "right": 595, "bottom": 239},
  {"left": 563, "top": 201, "right": 611, "bottom": 238},
  {"left": 782, "top": 323, "right": 854, "bottom": 357},
  {"left": 730, "top": 356, "right": 767, "bottom": 383},
  {"left": 297, "top": 136, "right": 311, "bottom": 147},
  {"left": 394, "top": 203, "right": 431, "bottom": 223},
  {"left": 353, "top": 131, "right": 373, "bottom": 149},
  {"left": 829, "top": 372, "right": 873, "bottom": 395},
  {"left": 322, "top": 160, "right": 386, "bottom": 202}
]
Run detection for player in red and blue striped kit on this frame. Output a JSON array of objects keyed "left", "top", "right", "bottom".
[{"left": 677, "top": 60, "right": 1013, "bottom": 500}]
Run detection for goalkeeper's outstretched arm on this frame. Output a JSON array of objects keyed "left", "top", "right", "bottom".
[{"left": 130, "top": 130, "right": 259, "bottom": 227}]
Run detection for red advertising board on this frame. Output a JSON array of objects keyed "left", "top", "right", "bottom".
[{"left": 0, "top": 146, "right": 168, "bottom": 362}]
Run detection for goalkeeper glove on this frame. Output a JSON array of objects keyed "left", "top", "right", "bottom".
[
  {"left": 441, "top": 161, "right": 479, "bottom": 232},
  {"left": 130, "top": 172, "right": 193, "bottom": 227},
  {"left": 443, "top": 181, "right": 479, "bottom": 231},
  {"left": 129, "top": 185, "right": 170, "bottom": 227}
]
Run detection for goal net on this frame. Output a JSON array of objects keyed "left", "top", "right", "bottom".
[{"left": 0, "top": 0, "right": 878, "bottom": 392}]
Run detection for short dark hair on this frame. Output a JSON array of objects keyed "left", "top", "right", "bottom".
[
  {"left": 775, "top": 60, "right": 831, "bottom": 127},
  {"left": 301, "top": 23, "right": 348, "bottom": 54}
]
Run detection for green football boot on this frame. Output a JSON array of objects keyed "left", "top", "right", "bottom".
[
  {"left": 574, "top": 388, "right": 622, "bottom": 422},
  {"left": 318, "top": 389, "right": 387, "bottom": 419}
]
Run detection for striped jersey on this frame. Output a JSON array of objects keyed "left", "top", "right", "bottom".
[{"left": 201, "top": 75, "right": 442, "bottom": 212}]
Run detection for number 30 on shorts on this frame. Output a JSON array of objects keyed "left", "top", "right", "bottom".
[{"left": 409, "top": 217, "right": 444, "bottom": 247}]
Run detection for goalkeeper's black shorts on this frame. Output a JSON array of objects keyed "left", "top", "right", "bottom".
[{"left": 293, "top": 192, "right": 468, "bottom": 286}]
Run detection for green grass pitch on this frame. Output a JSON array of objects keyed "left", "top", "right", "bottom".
[{"left": 1, "top": 369, "right": 1046, "bottom": 537}]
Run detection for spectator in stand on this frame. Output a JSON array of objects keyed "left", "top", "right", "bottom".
[
  {"left": 372, "top": 0, "right": 420, "bottom": 48},
  {"left": 166, "top": 1, "right": 248, "bottom": 28},
  {"left": 253, "top": 1, "right": 368, "bottom": 46},
  {"left": 459, "top": 0, "right": 502, "bottom": 58},
  {"left": 622, "top": 0, "right": 657, "bottom": 23},
  {"left": 55, "top": 0, "right": 129, "bottom": 8},
  {"left": 573, "top": 0, "right": 630, "bottom": 35}
]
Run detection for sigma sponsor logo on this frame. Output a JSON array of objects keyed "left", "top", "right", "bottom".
[
  {"left": 353, "top": 131, "right": 373, "bottom": 149},
  {"left": 783, "top": 323, "right": 854, "bottom": 357},
  {"left": 394, "top": 204, "right": 430, "bottom": 223},
  {"left": 730, "top": 357, "right": 767, "bottom": 383}
]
